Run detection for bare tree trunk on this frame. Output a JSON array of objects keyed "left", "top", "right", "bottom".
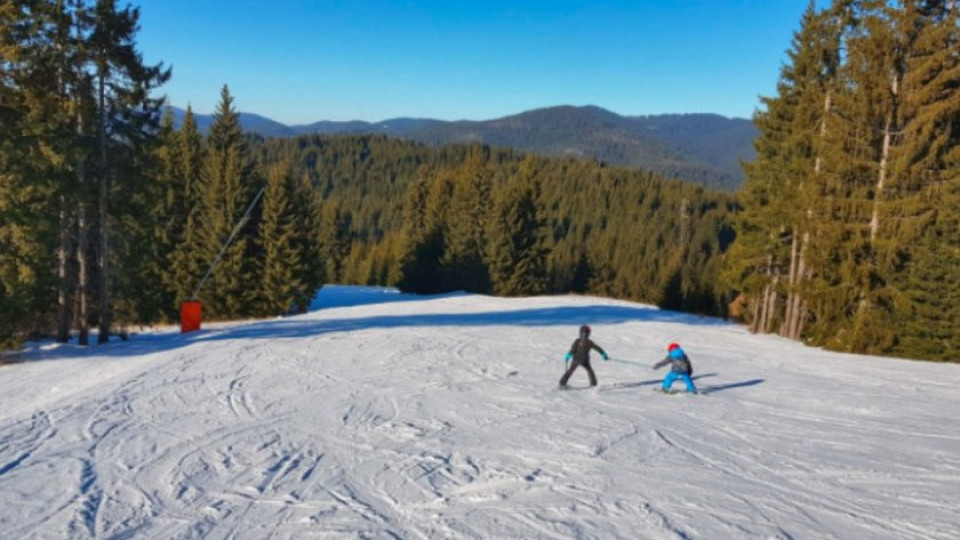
[
  {"left": 749, "top": 290, "right": 762, "bottom": 333},
  {"left": 97, "top": 72, "right": 110, "bottom": 344},
  {"left": 76, "top": 202, "right": 89, "bottom": 346},
  {"left": 751, "top": 254, "right": 773, "bottom": 333},
  {"left": 55, "top": 1, "right": 72, "bottom": 344},
  {"left": 789, "top": 90, "right": 832, "bottom": 342},
  {"left": 753, "top": 285, "right": 769, "bottom": 334},
  {"left": 74, "top": 86, "right": 91, "bottom": 345},
  {"left": 790, "top": 232, "right": 810, "bottom": 340},
  {"left": 757, "top": 256, "right": 778, "bottom": 335},
  {"left": 56, "top": 202, "right": 74, "bottom": 343},
  {"left": 857, "top": 66, "right": 901, "bottom": 352},
  {"left": 870, "top": 74, "right": 898, "bottom": 245},
  {"left": 763, "top": 270, "right": 780, "bottom": 334},
  {"left": 758, "top": 286, "right": 770, "bottom": 334},
  {"left": 782, "top": 231, "right": 799, "bottom": 337},
  {"left": 795, "top": 297, "right": 809, "bottom": 340},
  {"left": 814, "top": 92, "right": 831, "bottom": 176}
]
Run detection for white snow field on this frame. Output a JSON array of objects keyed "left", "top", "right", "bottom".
[{"left": 1, "top": 286, "right": 958, "bottom": 540}]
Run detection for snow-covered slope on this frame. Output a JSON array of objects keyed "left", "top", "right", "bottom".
[{"left": 1, "top": 286, "right": 958, "bottom": 539}]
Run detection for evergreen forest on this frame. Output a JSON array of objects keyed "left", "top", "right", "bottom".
[
  {"left": 1, "top": 0, "right": 957, "bottom": 362},
  {"left": 725, "top": 1, "right": 959, "bottom": 361}
]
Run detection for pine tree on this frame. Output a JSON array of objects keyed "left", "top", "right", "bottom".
[
  {"left": 0, "top": 2, "right": 59, "bottom": 345},
  {"left": 883, "top": 1, "right": 960, "bottom": 358},
  {"left": 258, "top": 156, "right": 307, "bottom": 315},
  {"left": 292, "top": 167, "right": 323, "bottom": 311},
  {"left": 166, "top": 106, "right": 205, "bottom": 306},
  {"left": 488, "top": 156, "right": 547, "bottom": 296},
  {"left": 443, "top": 146, "right": 493, "bottom": 293},
  {"left": 80, "top": 0, "right": 168, "bottom": 341},
  {"left": 1, "top": 0, "right": 94, "bottom": 344},
  {"left": 396, "top": 176, "right": 432, "bottom": 292},
  {"left": 397, "top": 169, "right": 456, "bottom": 294},
  {"left": 821, "top": 0, "right": 954, "bottom": 353},
  {"left": 725, "top": 1, "right": 842, "bottom": 337},
  {"left": 1, "top": 3, "right": 36, "bottom": 345},
  {"left": 124, "top": 108, "right": 177, "bottom": 323},
  {"left": 317, "top": 201, "right": 351, "bottom": 285},
  {"left": 194, "top": 86, "right": 259, "bottom": 319}
]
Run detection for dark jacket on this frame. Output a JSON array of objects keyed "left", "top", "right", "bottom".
[
  {"left": 653, "top": 351, "right": 693, "bottom": 375},
  {"left": 568, "top": 337, "right": 606, "bottom": 364}
]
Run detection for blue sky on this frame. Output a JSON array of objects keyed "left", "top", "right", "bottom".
[{"left": 136, "top": 0, "right": 821, "bottom": 124}]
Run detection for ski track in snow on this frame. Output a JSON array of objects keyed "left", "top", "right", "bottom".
[{"left": 1, "top": 286, "right": 959, "bottom": 539}]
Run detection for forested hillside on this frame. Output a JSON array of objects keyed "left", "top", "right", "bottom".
[
  {"left": 255, "top": 133, "right": 737, "bottom": 311},
  {"left": 173, "top": 105, "right": 757, "bottom": 190}
]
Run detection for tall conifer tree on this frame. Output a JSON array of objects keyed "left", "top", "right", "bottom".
[
  {"left": 443, "top": 146, "right": 493, "bottom": 293},
  {"left": 488, "top": 156, "right": 547, "bottom": 296},
  {"left": 166, "top": 106, "right": 205, "bottom": 306},
  {"left": 195, "top": 86, "right": 258, "bottom": 319},
  {"left": 725, "top": 2, "right": 842, "bottom": 336},
  {"left": 258, "top": 156, "right": 308, "bottom": 315},
  {"left": 317, "top": 201, "right": 351, "bottom": 285},
  {"left": 882, "top": 1, "right": 960, "bottom": 358}
]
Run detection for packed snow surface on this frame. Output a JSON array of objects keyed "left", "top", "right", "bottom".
[{"left": 1, "top": 286, "right": 958, "bottom": 539}]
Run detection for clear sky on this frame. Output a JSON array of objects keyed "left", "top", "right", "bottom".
[{"left": 135, "top": 0, "right": 822, "bottom": 125}]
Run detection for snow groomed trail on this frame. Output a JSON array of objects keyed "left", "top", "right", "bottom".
[{"left": 1, "top": 286, "right": 958, "bottom": 539}]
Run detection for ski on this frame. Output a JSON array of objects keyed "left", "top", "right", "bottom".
[{"left": 653, "top": 388, "right": 700, "bottom": 396}]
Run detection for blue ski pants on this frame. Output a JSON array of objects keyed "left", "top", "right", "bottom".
[{"left": 662, "top": 371, "right": 696, "bottom": 392}]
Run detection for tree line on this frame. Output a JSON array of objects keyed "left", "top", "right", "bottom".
[
  {"left": 724, "top": 0, "right": 959, "bottom": 361},
  {"left": 2, "top": 74, "right": 738, "bottom": 348},
  {"left": 256, "top": 135, "right": 737, "bottom": 312}
]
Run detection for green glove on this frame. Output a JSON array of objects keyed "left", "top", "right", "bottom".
[{"left": 564, "top": 352, "right": 572, "bottom": 361}]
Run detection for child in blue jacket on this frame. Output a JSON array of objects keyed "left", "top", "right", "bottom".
[{"left": 652, "top": 342, "right": 697, "bottom": 393}]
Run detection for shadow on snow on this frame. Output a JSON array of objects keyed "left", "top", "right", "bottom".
[
  {"left": 700, "top": 379, "right": 766, "bottom": 394},
  {"left": 9, "top": 287, "right": 730, "bottom": 363},
  {"left": 602, "top": 373, "right": 719, "bottom": 391},
  {"left": 600, "top": 376, "right": 764, "bottom": 395}
]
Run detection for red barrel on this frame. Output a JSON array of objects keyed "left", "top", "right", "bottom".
[{"left": 180, "top": 301, "right": 202, "bottom": 333}]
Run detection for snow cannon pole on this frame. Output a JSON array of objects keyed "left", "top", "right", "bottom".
[
  {"left": 189, "top": 186, "right": 266, "bottom": 302},
  {"left": 181, "top": 187, "right": 265, "bottom": 334}
]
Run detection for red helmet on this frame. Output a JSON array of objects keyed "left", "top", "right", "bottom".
[
  {"left": 667, "top": 342, "right": 680, "bottom": 352},
  {"left": 579, "top": 325, "right": 591, "bottom": 338}
]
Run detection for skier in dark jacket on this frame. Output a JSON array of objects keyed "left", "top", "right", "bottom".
[
  {"left": 653, "top": 342, "right": 697, "bottom": 393},
  {"left": 559, "top": 325, "right": 608, "bottom": 387}
]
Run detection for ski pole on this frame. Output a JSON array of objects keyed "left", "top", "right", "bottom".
[{"left": 608, "top": 358, "right": 647, "bottom": 367}]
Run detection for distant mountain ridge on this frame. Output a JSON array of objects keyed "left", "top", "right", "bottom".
[{"left": 169, "top": 105, "right": 757, "bottom": 190}]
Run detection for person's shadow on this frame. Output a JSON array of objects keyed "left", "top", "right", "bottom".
[
  {"left": 603, "top": 373, "right": 719, "bottom": 390},
  {"left": 699, "top": 379, "right": 765, "bottom": 394},
  {"left": 601, "top": 375, "right": 766, "bottom": 394}
]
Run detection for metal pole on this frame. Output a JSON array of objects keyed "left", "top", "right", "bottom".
[{"left": 190, "top": 187, "right": 266, "bottom": 301}]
